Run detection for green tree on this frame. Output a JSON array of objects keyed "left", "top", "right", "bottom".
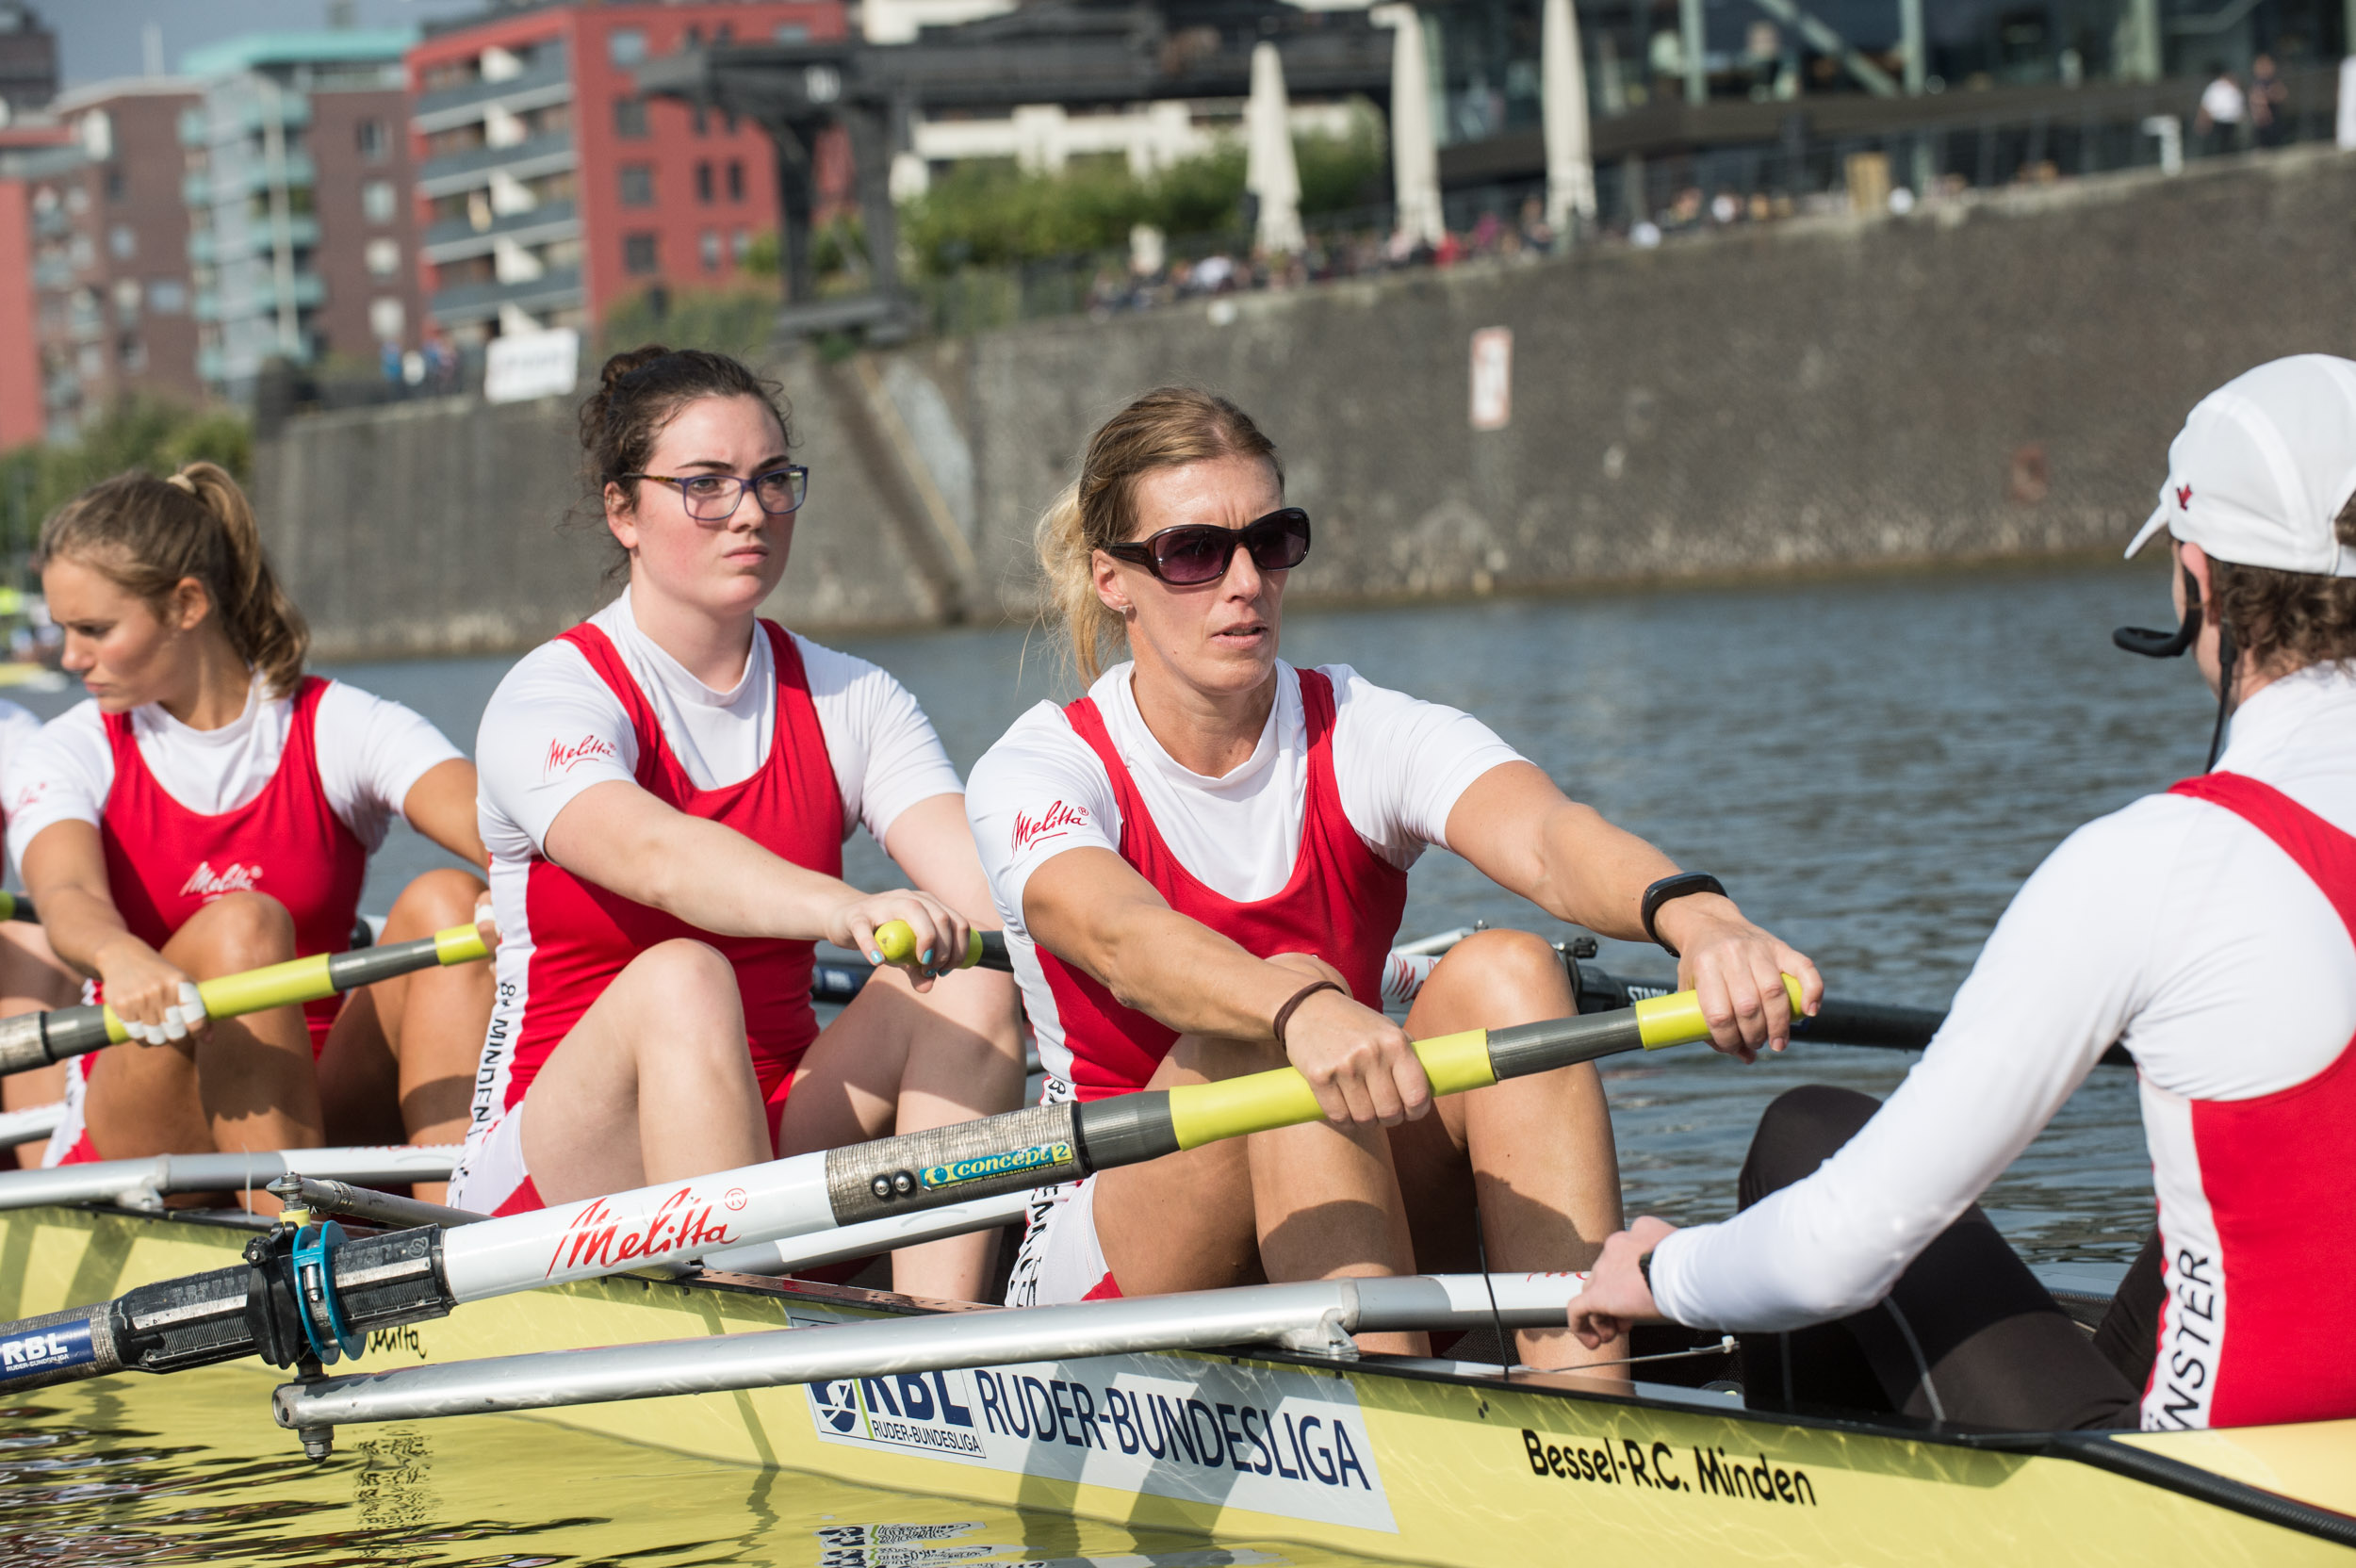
[{"left": 0, "top": 397, "right": 254, "bottom": 570}]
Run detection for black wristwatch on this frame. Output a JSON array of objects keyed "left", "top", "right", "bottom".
[
  {"left": 1640, "top": 873, "right": 1726, "bottom": 956},
  {"left": 1636, "top": 1250, "right": 1655, "bottom": 1293}
]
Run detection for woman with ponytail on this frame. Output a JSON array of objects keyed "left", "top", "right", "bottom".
[
  {"left": 966, "top": 387, "right": 1822, "bottom": 1367},
  {"left": 452, "top": 347, "right": 1020, "bottom": 1302},
  {"left": 2, "top": 463, "right": 494, "bottom": 1201}
]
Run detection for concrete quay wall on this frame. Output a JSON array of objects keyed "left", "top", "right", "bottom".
[{"left": 255, "top": 145, "right": 2356, "bottom": 661}]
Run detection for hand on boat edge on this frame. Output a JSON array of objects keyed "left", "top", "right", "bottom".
[{"left": 1567, "top": 1216, "right": 1676, "bottom": 1349}]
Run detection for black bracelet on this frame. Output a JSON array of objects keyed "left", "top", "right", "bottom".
[
  {"left": 1637, "top": 1250, "right": 1655, "bottom": 1293},
  {"left": 1640, "top": 873, "right": 1726, "bottom": 956}
]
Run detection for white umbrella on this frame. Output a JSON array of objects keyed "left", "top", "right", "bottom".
[
  {"left": 1543, "top": 0, "right": 1596, "bottom": 237},
  {"left": 1244, "top": 42, "right": 1305, "bottom": 253},
  {"left": 1375, "top": 5, "right": 1445, "bottom": 246}
]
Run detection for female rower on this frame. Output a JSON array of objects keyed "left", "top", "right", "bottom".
[
  {"left": 451, "top": 346, "right": 1021, "bottom": 1301},
  {"left": 1569, "top": 356, "right": 2356, "bottom": 1430},
  {"left": 3, "top": 464, "right": 494, "bottom": 1200},
  {"left": 965, "top": 387, "right": 1820, "bottom": 1366},
  {"left": 0, "top": 698, "right": 84, "bottom": 1168}
]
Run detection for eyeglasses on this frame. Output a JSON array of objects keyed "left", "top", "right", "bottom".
[
  {"left": 1101, "top": 507, "right": 1311, "bottom": 586},
  {"left": 626, "top": 466, "right": 810, "bottom": 520}
]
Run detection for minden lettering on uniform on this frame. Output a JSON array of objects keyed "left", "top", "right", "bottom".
[
  {"left": 543, "top": 735, "right": 618, "bottom": 778},
  {"left": 1522, "top": 1430, "right": 1818, "bottom": 1506},
  {"left": 178, "top": 860, "right": 263, "bottom": 899},
  {"left": 921, "top": 1142, "right": 1075, "bottom": 1191},
  {"left": 1010, "top": 801, "right": 1089, "bottom": 855}
]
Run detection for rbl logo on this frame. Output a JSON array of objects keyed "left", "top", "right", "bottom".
[
  {"left": 811, "top": 1379, "right": 861, "bottom": 1433},
  {"left": 2177, "top": 483, "right": 2194, "bottom": 510}
]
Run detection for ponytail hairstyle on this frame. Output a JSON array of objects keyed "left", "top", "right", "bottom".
[
  {"left": 39, "top": 462, "right": 309, "bottom": 697},
  {"left": 577, "top": 344, "right": 793, "bottom": 582},
  {"left": 1037, "top": 386, "right": 1283, "bottom": 682}
]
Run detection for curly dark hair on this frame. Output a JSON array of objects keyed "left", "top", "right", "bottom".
[
  {"left": 2211, "top": 490, "right": 2356, "bottom": 676},
  {"left": 576, "top": 345, "right": 793, "bottom": 580}
]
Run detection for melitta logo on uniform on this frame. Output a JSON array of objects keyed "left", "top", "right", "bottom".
[
  {"left": 921, "top": 1142, "right": 1074, "bottom": 1190},
  {"left": 795, "top": 1311, "right": 1396, "bottom": 1534},
  {"left": 1010, "top": 801, "right": 1088, "bottom": 854},
  {"left": 0, "top": 1318, "right": 94, "bottom": 1375},
  {"left": 179, "top": 860, "right": 262, "bottom": 899},
  {"left": 544, "top": 735, "right": 617, "bottom": 777}
]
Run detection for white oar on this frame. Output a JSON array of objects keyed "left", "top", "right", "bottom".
[
  {"left": 273, "top": 1272, "right": 1585, "bottom": 1448},
  {"left": 0, "top": 1101, "right": 61, "bottom": 1151}
]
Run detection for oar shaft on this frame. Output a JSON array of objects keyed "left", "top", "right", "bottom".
[{"left": 0, "top": 923, "right": 491, "bottom": 1076}]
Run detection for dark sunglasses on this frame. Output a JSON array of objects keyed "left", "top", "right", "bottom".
[{"left": 1102, "top": 508, "right": 1311, "bottom": 585}]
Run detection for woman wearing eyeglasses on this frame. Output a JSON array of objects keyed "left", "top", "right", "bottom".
[
  {"left": 452, "top": 347, "right": 1022, "bottom": 1301},
  {"left": 966, "top": 387, "right": 1821, "bottom": 1364}
]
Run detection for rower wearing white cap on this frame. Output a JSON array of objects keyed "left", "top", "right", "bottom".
[{"left": 1571, "top": 354, "right": 2356, "bottom": 1431}]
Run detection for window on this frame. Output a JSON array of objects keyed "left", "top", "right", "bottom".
[
  {"left": 608, "top": 27, "right": 647, "bottom": 65},
  {"left": 118, "top": 335, "right": 145, "bottom": 373},
  {"left": 731, "top": 227, "right": 752, "bottom": 263},
  {"left": 148, "top": 279, "right": 188, "bottom": 315},
  {"left": 623, "top": 232, "right": 658, "bottom": 274},
  {"left": 692, "top": 105, "right": 709, "bottom": 137},
  {"left": 699, "top": 228, "right": 720, "bottom": 271},
  {"left": 613, "top": 97, "right": 648, "bottom": 139},
  {"left": 368, "top": 297, "right": 405, "bottom": 343},
  {"left": 356, "top": 119, "right": 389, "bottom": 161},
  {"left": 695, "top": 161, "right": 713, "bottom": 203},
  {"left": 362, "top": 180, "right": 397, "bottom": 223},
  {"left": 68, "top": 234, "right": 91, "bottom": 270},
  {"left": 618, "top": 164, "right": 654, "bottom": 206},
  {"left": 112, "top": 278, "right": 141, "bottom": 324},
  {"left": 107, "top": 224, "right": 135, "bottom": 261},
  {"left": 714, "top": 23, "right": 734, "bottom": 42},
  {"left": 105, "top": 167, "right": 125, "bottom": 202},
  {"left": 775, "top": 23, "right": 810, "bottom": 42},
  {"left": 365, "top": 237, "right": 401, "bottom": 277},
  {"left": 726, "top": 159, "right": 744, "bottom": 202}
]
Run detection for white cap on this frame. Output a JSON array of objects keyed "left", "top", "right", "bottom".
[{"left": 2124, "top": 354, "right": 2356, "bottom": 577}]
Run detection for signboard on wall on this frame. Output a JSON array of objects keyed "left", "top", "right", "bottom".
[
  {"left": 484, "top": 328, "right": 581, "bottom": 405},
  {"left": 1470, "top": 327, "right": 1513, "bottom": 431}
]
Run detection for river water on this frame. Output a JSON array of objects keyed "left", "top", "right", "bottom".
[{"left": 1, "top": 558, "right": 2207, "bottom": 1565}]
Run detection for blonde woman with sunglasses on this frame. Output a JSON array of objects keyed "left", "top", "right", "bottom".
[{"left": 967, "top": 387, "right": 1820, "bottom": 1367}]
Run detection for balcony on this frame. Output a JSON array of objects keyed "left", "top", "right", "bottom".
[
  {"left": 413, "top": 57, "right": 573, "bottom": 134},
  {"left": 417, "top": 131, "right": 576, "bottom": 198},
  {"left": 186, "top": 154, "right": 319, "bottom": 205},
  {"left": 421, "top": 199, "right": 579, "bottom": 264},
  {"left": 429, "top": 265, "right": 582, "bottom": 326},
  {"left": 196, "top": 215, "right": 321, "bottom": 262}
]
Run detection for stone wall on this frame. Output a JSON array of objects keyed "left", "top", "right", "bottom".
[{"left": 254, "top": 143, "right": 2356, "bottom": 660}]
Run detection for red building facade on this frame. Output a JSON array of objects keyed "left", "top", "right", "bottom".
[{"left": 408, "top": 0, "right": 843, "bottom": 342}]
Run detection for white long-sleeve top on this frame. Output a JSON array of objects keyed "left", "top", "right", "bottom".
[{"left": 1650, "top": 663, "right": 2356, "bottom": 1419}]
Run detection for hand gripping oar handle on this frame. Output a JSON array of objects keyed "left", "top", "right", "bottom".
[
  {"left": 0, "top": 923, "right": 492, "bottom": 1076},
  {"left": 0, "top": 974, "right": 1794, "bottom": 1398},
  {"left": 872, "top": 921, "right": 1011, "bottom": 972}
]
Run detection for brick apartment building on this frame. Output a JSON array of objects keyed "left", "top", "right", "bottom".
[
  {"left": 181, "top": 31, "right": 428, "bottom": 400},
  {"left": 407, "top": 0, "right": 842, "bottom": 344},
  {"left": 0, "top": 119, "right": 70, "bottom": 447}
]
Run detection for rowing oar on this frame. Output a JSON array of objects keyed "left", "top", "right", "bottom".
[
  {"left": 0, "top": 923, "right": 493, "bottom": 1077},
  {"left": 0, "top": 972, "right": 1799, "bottom": 1399}
]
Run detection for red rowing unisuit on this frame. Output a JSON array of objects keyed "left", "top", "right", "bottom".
[
  {"left": 99, "top": 676, "right": 368, "bottom": 1053},
  {"left": 1037, "top": 668, "right": 1409, "bottom": 1101},
  {"left": 499, "top": 621, "right": 843, "bottom": 1162},
  {"left": 2155, "top": 771, "right": 2356, "bottom": 1429}
]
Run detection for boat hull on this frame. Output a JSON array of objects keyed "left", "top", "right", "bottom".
[{"left": 3, "top": 1202, "right": 2349, "bottom": 1565}]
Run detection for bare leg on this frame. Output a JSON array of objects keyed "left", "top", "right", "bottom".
[
  {"left": 776, "top": 962, "right": 1023, "bottom": 1301},
  {"left": 1088, "top": 953, "right": 1428, "bottom": 1356},
  {"left": 317, "top": 868, "right": 491, "bottom": 1203},
  {"left": 1392, "top": 929, "right": 1626, "bottom": 1370},
  {"left": 518, "top": 939, "right": 770, "bottom": 1205},
  {"left": 0, "top": 923, "right": 80, "bottom": 1168},
  {"left": 83, "top": 892, "right": 319, "bottom": 1212}
]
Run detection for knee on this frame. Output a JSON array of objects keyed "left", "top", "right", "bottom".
[
  {"left": 385, "top": 868, "right": 487, "bottom": 935},
  {"left": 1434, "top": 928, "right": 1568, "bottom": 1002},
  {"left": 622, "top": 939, "right": 744, "bottom": 1041},
  {"left": 1739, "top": 1086, "right": 1881, "bottom": 1206},
  {"left": 184, "top": 891, "right": 297, "bottom": 972}
]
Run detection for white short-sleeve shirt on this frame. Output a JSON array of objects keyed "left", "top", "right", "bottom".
[
  {"left": 2, "top": 678, "right": 463, "bottom": 867},
  {"left": 964, "top": 659, "right": 1524, "bottom": 1083}
]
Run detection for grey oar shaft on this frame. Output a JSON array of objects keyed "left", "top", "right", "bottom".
[
  {"left": 0, "top": 1145, "right": 459, "bottom": 1214},
  {"left": 273, "top": 1175, "right": 483, "bottom": 1230},
  {"left": 274, "top": 1273, "right": 1580, "bottom": 1431}
]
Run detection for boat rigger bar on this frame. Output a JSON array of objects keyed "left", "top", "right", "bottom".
[
  {"left": 0, "top": 975, "right": 1789, "bottom": 1399},
  {"left": 271, "top": 1272, "right": 1586, "bottom": 1444}
]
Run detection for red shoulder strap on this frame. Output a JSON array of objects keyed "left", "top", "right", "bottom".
[
  {"left": 2169, "top": 772, "right": 2356, "bottom": 941},
  {"left": 556, "top": 623, "right": 663, "bottom": 787}
]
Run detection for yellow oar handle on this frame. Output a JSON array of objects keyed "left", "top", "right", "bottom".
[
  {"left": 871, "top": 922, "right": 1011, "bottom": 973},
  {"left": 1163, "top": 973, "right": 1806, "bottom": 1152},
  {"left": 53, "top": 923, "right": 495, "bottom": 1057}
]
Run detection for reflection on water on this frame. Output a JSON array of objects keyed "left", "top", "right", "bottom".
[
  {"left": 4, "top": 560, "right": 2200, "bottom": 1558},
  {"left": 0, "top": 1367, "right": 1360, "bottom": 1567}
]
